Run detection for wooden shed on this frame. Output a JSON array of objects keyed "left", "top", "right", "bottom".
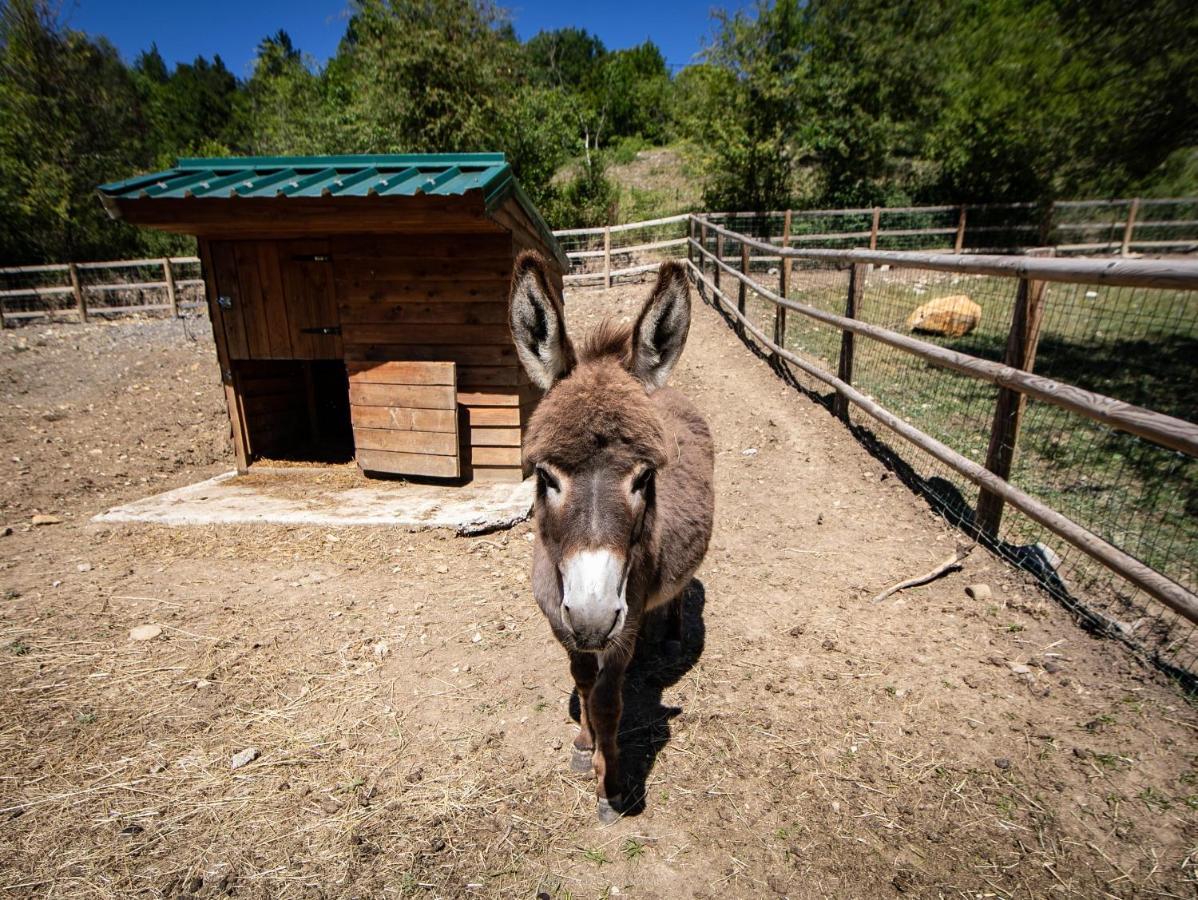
[{"left": 98, "top": 154, "right": 567, "bottom": 483}]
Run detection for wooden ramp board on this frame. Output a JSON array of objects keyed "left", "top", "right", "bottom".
[{"left": 348, "top": 361, "right": 460, "bottom": 478}]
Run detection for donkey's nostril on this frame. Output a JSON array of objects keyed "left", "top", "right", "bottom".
[{"left": 603, "top": 609, "right": 621, "bottom": 641}]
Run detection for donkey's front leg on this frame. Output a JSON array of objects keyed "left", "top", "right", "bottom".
[
  {"left": 568, "top": 651, "right": 598, "bottom": 773},
  {"left": 589, "top": 653, "right": 629, "bottom": 824}
]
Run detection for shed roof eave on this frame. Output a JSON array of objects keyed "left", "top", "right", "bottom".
[{"left": 484, "top": 176, "right": 569, "bottom": 271}]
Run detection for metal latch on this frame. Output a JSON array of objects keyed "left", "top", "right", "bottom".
[
  {"left": 293, "top": 254, "right": 331, "bottom": 262},
  {"left": 300, "top": 325, "right": 341, "bottom": 336},
  {"left": 217, "top": 294, "right": 233, "bottom": 309}
]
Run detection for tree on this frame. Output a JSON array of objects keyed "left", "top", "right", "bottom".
[
  {"left": 243, "top": 30, "right": 327, "bottom": 154},
  {"left": 0, "top": 0, "right": 161, "bottom": 263}
]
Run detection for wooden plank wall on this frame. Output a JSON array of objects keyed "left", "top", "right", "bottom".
[
  {"left": 348, "top": 361, "right": 460, "bottom": 478},
  {"left": 333, "top": 232, "right": 533, "bottom": 482}
]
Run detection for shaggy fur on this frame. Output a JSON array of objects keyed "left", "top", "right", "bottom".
[{"left": 508, "top": 251, "right": 715, "bottom": 821}]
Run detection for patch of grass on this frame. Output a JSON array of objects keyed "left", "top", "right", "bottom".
[
  {"left": 75, "top": 710, "right": 96, "bottom": 725},
  {"left": 1006, "top": 623, "right": 1024, "bottom": 633},
  {"left": 621, "top": 838, "right": 646, "bottom": 861},
  {"left": 1138, "top": 786, "right": 1172, "bottom": 811},
  {"left": 581, "top": 847, "right": 609, "bottom": 866},
  {"left": 7, "top": 639, "right": 31, "bottom": 655},
  {"left": 1091, "top": 752, "right": 1131, "bottom": 770}
]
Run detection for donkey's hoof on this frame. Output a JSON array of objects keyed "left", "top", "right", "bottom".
[
  {"left": 570, "top": 747, "right": 594, "bottom": 774},
  {"left": 664, "top": 639, "right": 683, "bottom": 658},
  {"left": 596, "top": 795, "right": 623, "bottom": 825}
]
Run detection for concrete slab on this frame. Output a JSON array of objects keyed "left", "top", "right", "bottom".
[{"left": 93, "top": 470, "right": 534, "bottom": 535}]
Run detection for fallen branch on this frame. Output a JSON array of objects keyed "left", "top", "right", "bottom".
[{"left": 870, "top": 544, "right": 975, "bottom": 603}]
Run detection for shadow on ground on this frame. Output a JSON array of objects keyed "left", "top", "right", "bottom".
[{"left": 568, "top": 579, "right": 708, "bottom": 817}]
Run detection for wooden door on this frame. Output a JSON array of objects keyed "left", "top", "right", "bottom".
[
  {"left": 348, "top": 361, "right": 461, "bottom": 478},
  {"left": 280, "top": 240, "right": 342, "bottom": 360}
]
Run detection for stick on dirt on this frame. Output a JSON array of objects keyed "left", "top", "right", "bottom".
[{"left": 870, "top": 544, "right": 975, "bottom": 603}]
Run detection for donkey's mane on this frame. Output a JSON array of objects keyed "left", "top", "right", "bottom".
[{"left": 577, "top": 319, "right": 633, "bottom": 363}]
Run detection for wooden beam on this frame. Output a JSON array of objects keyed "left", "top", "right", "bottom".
[
  {"left": 163, "top": 258, "right": 178, "bottom": 317},
  {"left": 976, "top": 276, "right": 1048, "bottom": 535},
  {"left": 1121, "top": 198, "right": 1141, "bottom": 257},
  {"left": 738, "top": 242, "right": 749, "bottom": 328},
  {"left": 954, "top": 206, "right": 967, "bottom": 254},
  {"left": 69, "top": 263, "right": 86, "bottom": 323},
  {"left": 834, "top": 263, "right": 867, "bottom": 421},
  {"left": 869, "top": 207, "right": 881, "bottom": 250},
  {"left": 603, "top": 225, "right": 611, "bottom": 288},
  {"left": 714, "top": 231, "right": 723, "bottom": 296}
]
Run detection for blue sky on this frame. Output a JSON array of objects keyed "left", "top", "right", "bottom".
[{"left": 63, "top": 0, "right": 747, "bottom": 78}]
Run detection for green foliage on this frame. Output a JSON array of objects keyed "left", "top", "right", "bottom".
[
  {"left": 542, "top": 154, "right": 618, "bottom": 228},
  {"left": 701, "top": 0, "right": 1198, "bottom": 208},
  {"left": 1, "top": 0, "right": 1194, "bottom": 263},
  {"left": 0, "top": 0, "right": 156, "bottom": 263}
]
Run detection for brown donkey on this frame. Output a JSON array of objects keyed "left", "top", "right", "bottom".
[{"left": 509, "top": 252, "right": 715, "bottom": 823}]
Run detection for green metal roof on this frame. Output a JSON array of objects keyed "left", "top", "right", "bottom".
[
  {"left": 98, "top": 154, "right": 513, "bottom": 201},
  {"left": 98, "top": 153, "right": 566, "bottom": 268}
]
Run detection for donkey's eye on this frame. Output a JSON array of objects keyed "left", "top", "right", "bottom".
[
  {"left": 631, "top": 468, "right": 655, "bottom": 495},
  {"left": 536, "top": 465, "right": 561, "bottom": 494}
]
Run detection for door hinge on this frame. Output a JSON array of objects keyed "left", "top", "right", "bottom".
[
  {"left": 293, "top": 254, "right": 331, "bottom": 263},
  {"left": 300, "top": 325, "right": 342, "bottom": 336},
  {"left": 217, "top": 294, "right": 233, "bottom": 310},
  {"left": 221, "top": 367, "right": 233, "bottom": 384}
]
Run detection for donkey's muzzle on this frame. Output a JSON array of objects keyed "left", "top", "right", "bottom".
[{"left": 559, "top": 549, "right": 628, "bottom": 651}]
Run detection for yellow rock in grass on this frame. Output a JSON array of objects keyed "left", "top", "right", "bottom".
[{"left": 906, "top": 294, "right": 982, "bottom": 338}]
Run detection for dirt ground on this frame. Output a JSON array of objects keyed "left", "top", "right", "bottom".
[{"left": 1, "top": 292, "right": 1196, "bottom": 899}]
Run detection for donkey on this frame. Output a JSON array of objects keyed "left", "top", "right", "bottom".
[{"left": 508, "top": 251, "right": 715, "bottom": 823}]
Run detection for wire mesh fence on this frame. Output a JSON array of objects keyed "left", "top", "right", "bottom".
[{"left": 690, "top": 220, "right": 1198, "bottom": 683}]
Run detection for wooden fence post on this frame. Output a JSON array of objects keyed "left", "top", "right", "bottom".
[
  {"left": 834, "top": 263, "right": 868, "bottom": 421},
  {"left": 738, "top": 242, "right": 749, "bottom": 337},
  {"left": 687, "top": 217, "right": 695, "bottom": 268},
  {"left": 69, "top": 263, "right": 86, "bottom": 323},
  {"left": 603, "top": 226, "right": 611, "bottom": 288},
  {"left": 1038, "top": 202, "right": 1055, "bottom": 246},
  {"left": 1121, "top": 198, "right": 1141, "bottom": 257},
  {"left": 869, "top": 207, "right": 881, "bottom": 250},
  {"left": 954, "top": 206, "right": 968, "bottom": 254},
  {"left": 163, "top": 258, "right": 178, "bottom": 317},
  {"left": 773, "top": 210, "right": 792, "bottom": 347},
  {"left": 699, "top": 222, "right": 708, "bottom": 279},
  {"left": 976, "top": 276, "right": 1048, "bottom": 536},
  {"left": 714, "top": 232, "right": 724, "bottom": 296}
]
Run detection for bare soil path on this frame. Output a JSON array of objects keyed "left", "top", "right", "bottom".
[{"left": 0, "top": 297, "right": 1195, "bottom": 899}]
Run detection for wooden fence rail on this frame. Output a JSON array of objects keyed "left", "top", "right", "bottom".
[
  {"left": 553, "top": 196, "right": 1198, "bottom": 290},
  {"left": 0, "top": 256, "right": 204, "bottom": 325},
  {"left": 687, "top": 214, "right": 1198, "bottom": 628}
]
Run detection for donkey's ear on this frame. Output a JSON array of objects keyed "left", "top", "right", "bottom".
[
  {"left": 509, "top": 251, "right": 576, "bottom": 390},
  {"left": 629, "top": 261, "right": 691, "bottom": 391}
]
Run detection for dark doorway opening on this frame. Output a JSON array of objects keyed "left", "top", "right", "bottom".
[{"left": 235, "top": 360, "right": 354, "bottom": 464}]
